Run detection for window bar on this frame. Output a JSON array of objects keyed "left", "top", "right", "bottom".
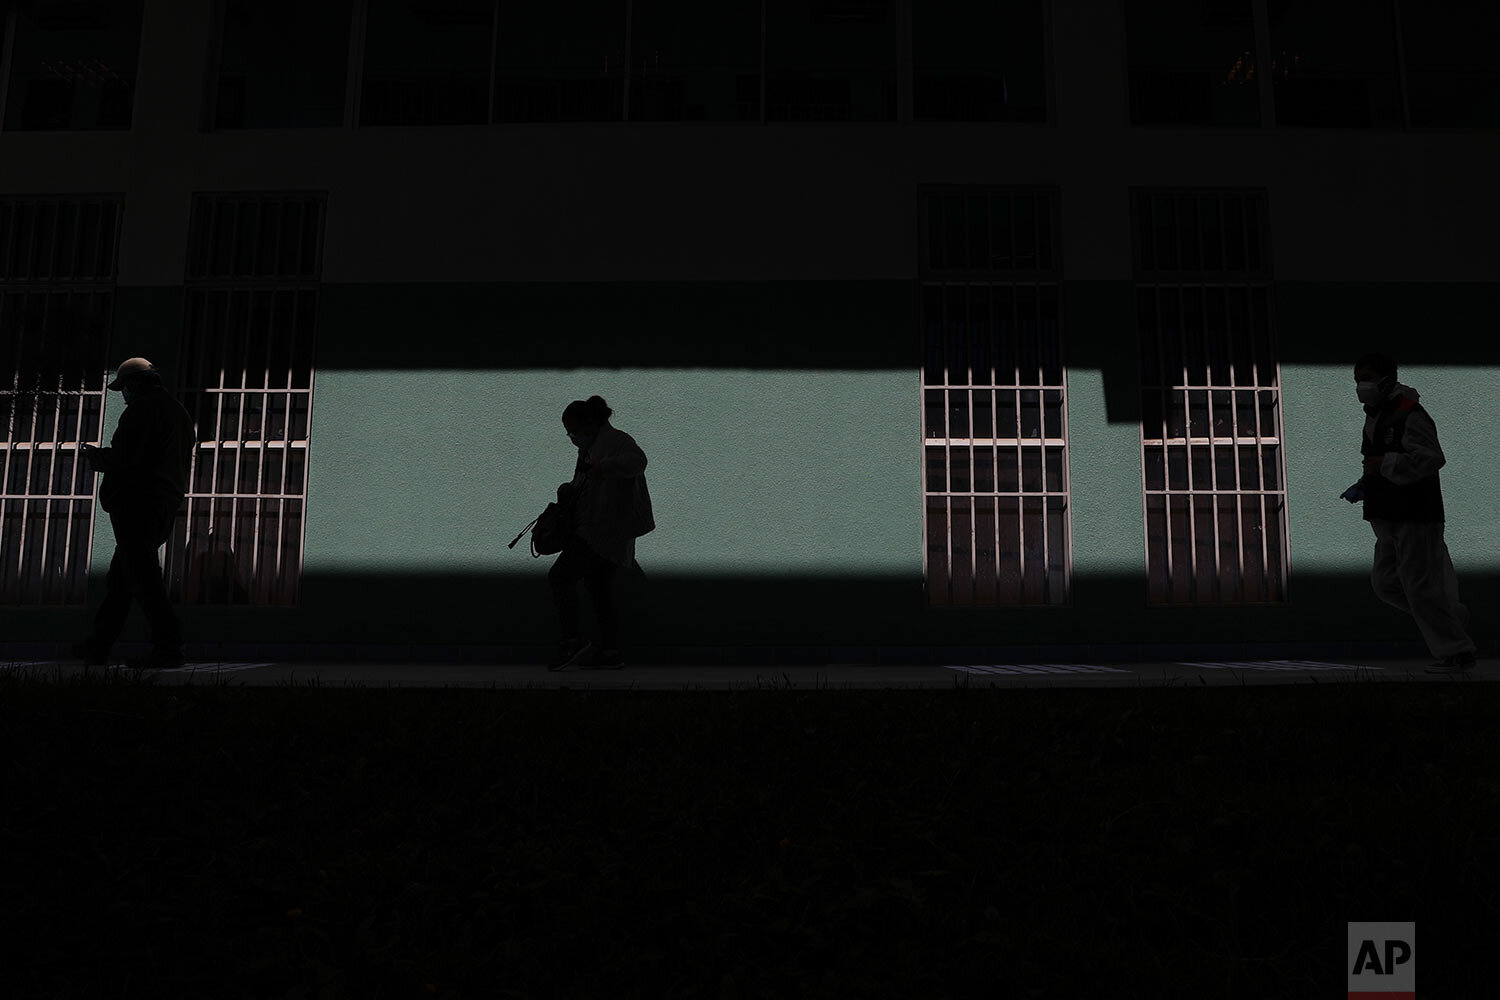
[
  {"left": 758, "top": 0, "right": 766, "bottom": 124},
  {"left": 1035, "top": 288, "right": 1050, "bottom": 604},
  {"left": 1203, "top": 288, "right": 1223, "bottom": 601},
  {"left": 941, "top": 281, "right": 952, "bottom": 605},
  {"left": 622, "top": 0, "right": 632, "bottom": 121},
  {"left": 231, "top": 288, "right": 252, "bottom": 595},
  {"left": 1226, "top": 283, "right": 1246, "bottom": 602},
  {"left": 965, "top": 284, "right": 976, "bottom": 605},
  {"left": 1154, "top": 291, "right": 1173, "bottom": 597},
  {"left": 277, "top": 298, "right": 295, "bottom": 587},
  {"left": 987, "top": 285, "right": 1000, "bottom": 592},
  {"left": 1392, "top": 0, "right": 1411, "bottom": 131},
  {"left": 66, "top": 200, "right": 83, "bottom": 280},
  {"left": 209, "top": 290, "right": 228, "bottom": 605},
  {"left": 89, "top": 202, "right": 104, "bottom": 282},
  {"left": 0, "top": 6, "right": 17, "bottom": 131}
]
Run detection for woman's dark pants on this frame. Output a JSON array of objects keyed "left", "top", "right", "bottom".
[{"left": 548, "top": 537, "right": 618, "bottom": 649}]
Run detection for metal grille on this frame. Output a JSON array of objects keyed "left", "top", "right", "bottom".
[
  {"left": 0, "top": 196, "right": 120, "bottom": 604},
  {"left": 165, "top": 193, "right": 323, "bottom": 606},
  {"left": 919, "top": 188, "right": 1070, "bottom": 607},
  {"left": 1133, "top": 189, "right": 1289, "bottom": 605}
]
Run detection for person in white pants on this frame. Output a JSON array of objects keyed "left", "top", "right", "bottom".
[{"left": 1353, "top": 352, "right": 1477, "bottom": 673}]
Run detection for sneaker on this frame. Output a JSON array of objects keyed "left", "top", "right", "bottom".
[
  {"left": 579, "top": 648, "right": 625, "bottom": 670},
  {"left": 70, "top": 640, "right": 110, "bottom": 666},
  {"left": 1424, "top": 651, "right": 1477, "bottom": 675},
  {"left": 548, "top": 638, "right": 591, "bottom": 671}
]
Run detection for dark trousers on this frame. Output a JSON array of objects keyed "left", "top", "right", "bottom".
[
  {"left": 90, "top": 501, "right": 182, "bottom": 655},
  {"left": 549, "top": 536, "right": 619, "bottom": 648}
]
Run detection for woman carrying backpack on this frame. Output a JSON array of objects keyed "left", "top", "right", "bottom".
[{"left": 548, "top": 395, "right": 654, "bottom": 670}]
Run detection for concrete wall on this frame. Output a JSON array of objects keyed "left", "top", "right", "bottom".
[{"left": 2, "top": 0, "right": 1497, "bottom": 655}]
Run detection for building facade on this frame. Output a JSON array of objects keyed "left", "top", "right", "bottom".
[{"left": 2, "top": 0, "right": 1497, "bottom": 661}]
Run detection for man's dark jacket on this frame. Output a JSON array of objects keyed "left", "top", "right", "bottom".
[
  {"left": 1359, "top": 383, "right": 1445, "bottom": 524},
  {"left": 99, "top": 385, "right": 197, "bottom": 513}
]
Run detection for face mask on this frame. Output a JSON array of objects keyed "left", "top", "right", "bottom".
[
  {"left": 568, "top": 432, "right": 593, "bottom": 449},
  {"left": 121, "top": 388, "right": 134, "bottom": 405},
  {"left": 1355, "top": 378, "right": 1390, "bottom": 406}
]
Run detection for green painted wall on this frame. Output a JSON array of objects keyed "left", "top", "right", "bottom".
[{"left": 6, "top": 280, "right": 1496, "bottom": 652}]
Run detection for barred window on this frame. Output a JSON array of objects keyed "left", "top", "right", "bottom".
[
  {"left": 1133, "top": 189, "right": 1288, "bottom": 605},
  {"left": 0, "top": 197, "right": 121, "bottom": 604},
  {"left": 165, "top": 193, "right": 323, "bottom": 606},
  {"left": 919, "top": 188, "right": 1070, "bottom": 607}
]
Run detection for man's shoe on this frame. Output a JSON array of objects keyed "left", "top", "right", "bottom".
[
  {"left": 548, "top": 638, "right": 591, "bottom": 671},
  {"left": 579, "top": 648, "right": 625, "bottom": 670},
  {"left": 1424, "top": 651, "right": 1477, "bottom": 675},
  {"left": 70, "top": 640, "right": 110, "bottom": 666}
]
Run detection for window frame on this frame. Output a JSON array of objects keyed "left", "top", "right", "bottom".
[
  {"left": 1130, "top": 186, "right": 1292, "bottom": 607},
  {"left": 917, "top": 184, "right": 1072, "bottom": 610},
  {"left": 0, "top": 194, "right": 124, "bottom": 607}
]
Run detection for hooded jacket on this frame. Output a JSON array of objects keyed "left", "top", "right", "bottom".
[
  {"left": 98, "top": 384, "right": 197, "bottom": 514},
  {"left": 1360, "top": 381, "right": 1445, "bottom": 523},
  {"left": 568, "top": 422, "right": 655, "bottom": 566}
]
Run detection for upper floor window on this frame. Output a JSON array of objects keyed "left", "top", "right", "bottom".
[
  {"left": 1266, "top": 0, "right": 1402, "bottom": 128},
  {"left": 212, "top": 0, "right": 353, "bottom": 129},
  {"left": 1402, "top": 0, "right": 1500, "bottom": 128},
  {"left": 360, "top": 0, "right": 495, "bottom": 127},
  {"left": 766, "top": 0, "right": 895, "bottom": 122},
  {"left": 1124, "top": 0, "right": 1261, "bottom": 127},
  {"left": 913, "top": 0, "right": 1047, "bottom": 123},
  {"left": 629, "top": 0, "right": 762, "bottom": 121},
  {"left": 1, "top": 0, "right": 142, "bottom": 131},
  {"left": 493, "top": 0, "right": 626, "bottom": 122}
]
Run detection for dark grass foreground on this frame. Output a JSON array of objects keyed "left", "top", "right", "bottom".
[{"left": 1, "top": 668, "right": 1495, "bottom": 999}]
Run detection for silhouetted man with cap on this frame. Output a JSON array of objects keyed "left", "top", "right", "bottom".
[
  {"left": 1352, "top": 352, "right": 1477, "bottom": 674},
  {"left": 74, "top": 358, "right": 196, "bottom": 670}
]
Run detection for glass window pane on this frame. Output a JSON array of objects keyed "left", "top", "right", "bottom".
[
  {"left": 766, "top": 0, "right": 896, "bottom": 122},
  {"left": 361, "top": 0, "right": 494, "bottom": 127},
  {"left": 972, "top": 388, "right": 993, "bottom": 439},
  {"left": 947, "top": 388, "right": 969, "bottom": 438},
  {"left": 974, "top": 495, "right": 996, "bottom": 603},
  {"left": 1217, "top": 494, "right": 1241, "bottom": 601},
  {"left": 1144, "top": 445, "right": 1164, "bottom": 491},
  {"left": 3, "top": 0, "right": 143, "bottom": 131},
  {"left": 1168, "top": 493, "right": 1192, "bottom": 602},
  {"left": 1020, "top": 445, "right": 1042, "bottom": 493},
  {"left": 1401, "top": 1, "right": 1500, "bottom": 128},
  {"left": 927, "top": 497, "right": 950, "bottom": 605},
  {"left": 1125, "top": 0, "right": 1260, "bottom": 126},
  {"left": 914, "top": 0, "right": 1045, "bottom": 122},
  {"left": 629, "top": 0, "right": 761, "bottom": 121},
  {"left": 1045, "top": 446, "right": 1064, "bottom": 493},
  {"left": 495, "top": 0, "right": 626, "bottom": 121},
  {"left": 1267, "top": 0, "right": 1401, "bottom": 127},
  {"left": 996, "top": 497, "right": 1020, "bottom": 602},
  {"left": 1193, "top": 494, "right": 1215, "bottom": 599},
  {"left": 216, "top": 0, "right": 353, "bottom": 128},
  {"left": 950, "top": 496, "right": 973, "bottom": 605},
  {"left": 996, "top": 447, "right": 1018, "bottom": 493},
  {"left": 973, "top": 444, "right": 994, "bottom": 494},
  {"left": 995, "top": 389, "right": 1017, "bottom": 437},
  {"left": 949, "top": 446, "right": 971, "bottom": 493}
]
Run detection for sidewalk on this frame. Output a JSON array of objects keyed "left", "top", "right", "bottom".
[{"left": 3, "top": 655, "right": 1493, "bottom": 689}]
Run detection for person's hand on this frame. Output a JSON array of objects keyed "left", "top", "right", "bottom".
[
  {"left": 81, "top": 444, "right": 102, "bottom": 471},
  {"left": 1363, "top": 455, "right": 1384, "bottom": 477}
]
